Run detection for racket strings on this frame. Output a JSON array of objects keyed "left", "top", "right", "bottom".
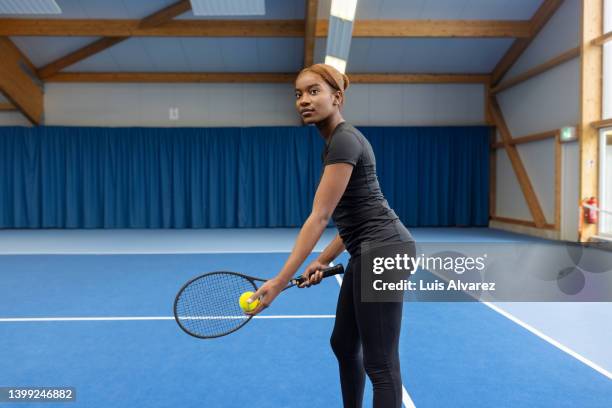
[{"left": 175, "top": 273, "right": 256, "bottom": 338}]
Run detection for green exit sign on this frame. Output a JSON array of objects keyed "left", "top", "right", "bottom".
[{"left": 560, "top": 126, "right": 577, "bottom": 142}]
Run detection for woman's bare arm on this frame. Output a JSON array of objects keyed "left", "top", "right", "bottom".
[
  {"left": 317, "top": 234, "right": 345, "bottom": 265},
  {"left": 245, "top": 163, "right": 353, "bottom": 314},
  {"left": 275, "top": 163, "right": 352, "bottom": 283}
]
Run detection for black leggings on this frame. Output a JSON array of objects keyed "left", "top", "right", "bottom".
[{"left": 330, "top": 254, "right": 404, "bottom": 408}]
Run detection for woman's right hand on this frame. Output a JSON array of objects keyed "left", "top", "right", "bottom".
[{"left": 298, "top": 260, "right": 331, "bottom": 288}]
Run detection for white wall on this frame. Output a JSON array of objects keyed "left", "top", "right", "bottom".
[
  {"left": 344, "top": 83, "right": 485, "bottom": 126},
  {"left": 601, "top": 1, "right": 612, "bottom": 235},
  {"left": 0, "top": 93, "right": 31, "bottom": 126},
  {"left": 37, "top": 82, "right": 485, "bottom": 127},
  {"left": 0, "top": 112, "right": 30, "bottom": 126},
  {"left": 0, "top": 82, "right": 485, "bottom": 127},
  {"left": 606, "top": 1, "right": 612, "bottom": 119},
  {"left": 497, "top": 59, "right": 579, "bottom": 137},
  {"left": 602, "top": 140, "right": 612, "bottom": 234},
  {"left": 561, "top": 142, "right": 580, "bottom": 241},
  {"left": 42, "top": 83, "right": 298, "bottom": 127},
  {"left": 494, "top": 0, "right": 580, "bottom": 240},
  {"left": 505, "top": 0, "right": 580, "bottom": 79},
  {"left": 603, "top": 43, "right": 612, "bottom": 119}
]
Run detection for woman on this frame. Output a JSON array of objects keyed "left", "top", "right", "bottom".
[{"left": 246, "top": 64, "right": 415, "bottom": 408}]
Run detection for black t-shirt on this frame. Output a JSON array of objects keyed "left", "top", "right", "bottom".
[{"left": 323, "top": 122, "right": 413, "bottom": 255}]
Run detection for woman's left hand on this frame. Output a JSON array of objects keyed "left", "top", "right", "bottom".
[{"left": 245, "top": 277, "right": 287, "bottom": 316}]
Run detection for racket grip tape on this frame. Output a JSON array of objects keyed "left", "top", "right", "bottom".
[{"left": 296, "top": 264, "right": 344, "bottom": 284}]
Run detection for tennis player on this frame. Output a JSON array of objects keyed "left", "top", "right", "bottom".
[{"left": 247, "top": 64, "right": 415, "bottom": 408}]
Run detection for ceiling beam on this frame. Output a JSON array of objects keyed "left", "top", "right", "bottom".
[
  {"left": 490, "top": 215, "right": 556, "bottom": 230},
  {"left": 45, "top": 72, "right": 297, "bottom": 83},
  {"left": 0, "top": 18, "right": 531, "bottom": 38},
  {"left": 0, "top": 37, "right": 43, "bottom": 124},
  {"left": 591, "top": 118, "right": 612, "bottom": 129},
  {"left": 320, "top": 19, "right": 531, "bottom": 38},
  {"left": 488, "top": 95, "right": 548, "bottom": 228},
  {"left": 349, "top": 73, "right": 490, "bottom": 84},
  {"left": 490, "top": 47, "right": 579, "bottom": 94},
  {"left": 0, "top": 102, "right": 17, "bottom": 111},
  {"left": 490, "top": 0, "right": 563, "bottom": 85},
  {"left": 37, "top": 0, "right": 191, "bottom": 79},
  {"left": 578, "top": 0, "right": 603, "bottom": 242},
  {"left": 38, "top": 37, "right": 126, "bottom": 79},
  {"left": 304, "top": 0, "right": 318, "bottom": 67},
  {"left": 490, "top": 129, "right": 558, "bottom": 149},
  {"left": 591, "top": 30, "right": 612, "bottom": 46},
  {"left": 0, "top": 19, "right": 304, "bottom": 36},
  {"left": 1, "top": 36, "right": 38, "bottom": 75},
  {"left": 44, "top": 72, "right": 491, "bottom": 84}
]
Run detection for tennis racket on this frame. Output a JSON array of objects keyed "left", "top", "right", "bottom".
[{"left": 174, "top": 264, "right": 344, "bottom": 339}]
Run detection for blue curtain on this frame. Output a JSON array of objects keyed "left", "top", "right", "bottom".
[
  {"left": 0, "top": 126, "right": 489, "bottom": 228},
  {"left": 364, "top": 127, "right": 490, "bottom": 227}
]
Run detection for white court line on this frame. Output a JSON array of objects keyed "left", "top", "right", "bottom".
[
  {"left": 334, "top": 274, "right": 343, "bottom": 286},
  {"left": 482, "top": 302, "right": 612, "bottom": 381},
  {"left": 420, "top": 268, "right": 612, "bottom": 381},
  {"left": 0, "top": 315, "right": 335, "bottom": 322},
  {"left": 0, "top": 250, "right": 301, "bottom": 255},
  {"left": 420, "top": 266, "right": 612, "bottom": 381},
  {"left": 333, "top": 272, "right": 417, "bottom": 408},
  {"left": 402, "top": 387, "right": 416, "bottom": 408},
  {"left": 4, "top": 248, "right": 609, "bottom": 384},
  {"left": 0, "top": 248, "right": 352, "bottom": 255}
]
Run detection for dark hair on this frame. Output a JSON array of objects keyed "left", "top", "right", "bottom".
[{"left": 297, "top": 64, "right": 350, "bottom": 95}]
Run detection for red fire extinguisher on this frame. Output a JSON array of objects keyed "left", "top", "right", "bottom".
[{"left": 583, "top": 197, "right": 599, "bottom": 224}]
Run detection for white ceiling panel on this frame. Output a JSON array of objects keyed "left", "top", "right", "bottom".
[
  {"left": 254, "top": 38, "right": 303, "bottom": 72},
  {"left": 65, "top": 37, "right": 302, "bottom": 72},
  {"left": 105, "top": 38, "right": 154, "bottom": 71},
  {"left": 73, "top": 0, "right": 130, "bottom": 18},
  {"left": 361, "top": 0, "right": 427, "bottom": 19},
  {"left": 179, "top": 38, "right": 227, "bottom": 71},
  {"left": 138, "top": 38, "right": 191, "bottom": 71},
  {"left": 421, "top": 0, "right": 467, "bottom": 19},
  {"left": 219, "top": 38, "right": 260, "bottom": 71},
  {"left": 506, "top": 0, "right": 580, "bottom": 79},
  {"left": 66, "top": 37, "right": 185, "bottom": 72},
  {"left": 459, "top": 0, "right": 543, "bottom": 20},
  {"left": 315, "top": 37, "right": 513, "bottom": 73},
  {"left": 318, "top": 0, "right": 543, "bottom": 20},
  {"left": 10, "top": 36, "right": 100, "bottom": 67},
  {"left": 64, "top": 49, "right": 120, "bottom": 71}
]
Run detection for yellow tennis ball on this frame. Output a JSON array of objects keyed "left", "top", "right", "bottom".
[{"left": 239, "top": 291, "right": 259, "bottom": 312}]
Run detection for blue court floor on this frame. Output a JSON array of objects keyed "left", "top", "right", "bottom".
[{"left": 0, "top": 228, "right": 611, "bottom": 407}]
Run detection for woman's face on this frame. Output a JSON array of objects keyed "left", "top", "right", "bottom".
[{"left": 295, "top": 71, "right": 340, "bottom": 125}]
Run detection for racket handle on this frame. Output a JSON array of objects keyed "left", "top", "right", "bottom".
[{"left": 295, "top": 264, "right": 344, "bottom": 285}]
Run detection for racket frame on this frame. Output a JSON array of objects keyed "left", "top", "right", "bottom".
[{"left": 173, "top": 264, "right": 344, "bottom": 339}]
